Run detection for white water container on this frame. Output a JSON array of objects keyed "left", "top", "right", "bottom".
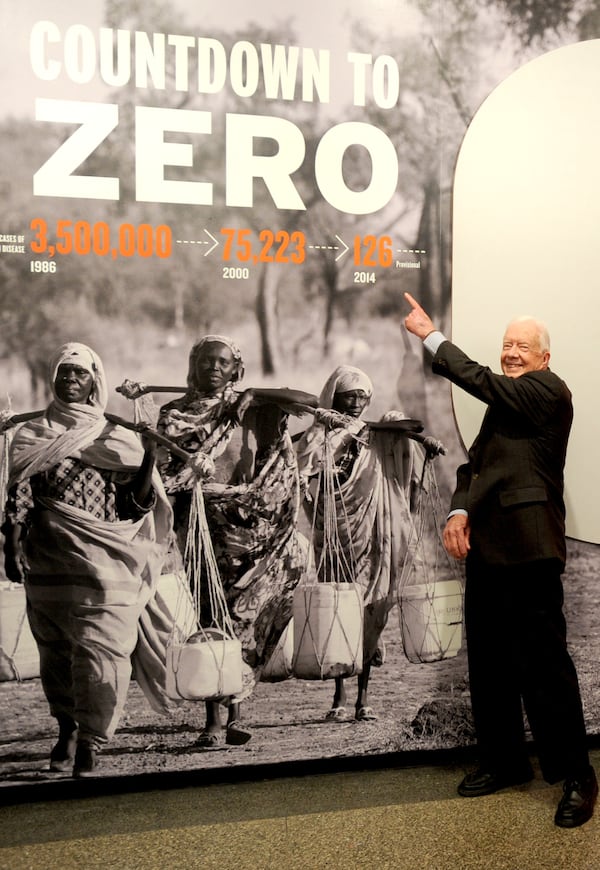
[
  {"left": 154, "top": 571, "right": 196, "bottom": 641},
  {"left": 399, "top": 580, "right": 463, "bottom": 664},
  {"left": 0, "top": 581, "right": 39, "bottom": 681},
  {"left": 166, "top": 628, "right": 243, "bottom": 700},
  {"left": 292, "top": 583, "right": 363, "bottom": 680},
  {"left": 261, "top": 618, "right": 294, "bottom": 682}
]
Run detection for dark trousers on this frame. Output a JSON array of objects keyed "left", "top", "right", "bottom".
[{"left": 465, "top": 557, "right": 589, "bottom": 783}]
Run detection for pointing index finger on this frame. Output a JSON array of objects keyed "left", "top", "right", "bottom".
[{"left": 404, "top": 291, "right": 421, "bottom": 311}]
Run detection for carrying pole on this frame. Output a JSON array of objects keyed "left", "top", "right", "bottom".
[{"left": 103, "top": 412, "right": 191, "bottom": 461}]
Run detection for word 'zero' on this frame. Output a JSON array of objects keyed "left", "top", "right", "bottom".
[{"left": 32, "top": 99, "right": 400, "bottom": 216}]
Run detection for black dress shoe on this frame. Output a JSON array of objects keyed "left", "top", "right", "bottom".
[
  {"left": 458, "top": 765, "right": 534, "bottom": 797},
  {"left": 554, "top": 766, "right": 598, "bottom": 828}
]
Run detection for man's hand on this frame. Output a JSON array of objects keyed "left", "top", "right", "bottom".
[
  {"left": 443, "top": 514, "right": 471, "bottom": 560},
  {"left": 404, "top": 292, "right": 437, "bottom": 340}
]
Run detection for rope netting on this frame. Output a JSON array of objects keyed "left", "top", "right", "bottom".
[
  {"left": 397, "top": 456, "right": 464, "bottom": 663},
  {"left": 184, "top": 480, "right": 235, "bottom": 639},
  {"left": 0, "top": 582, "right": 39, "bottom": 681},
  {"left": 167, "top": 479, "right": 243, "bottom": 699},
  {"left": 293, "top": 417, "right": 364, "bottom": 680}
]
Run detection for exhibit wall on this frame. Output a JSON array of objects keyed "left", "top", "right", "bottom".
[{"left": 1, "top": 0, "right": 599, "bottom": 790}]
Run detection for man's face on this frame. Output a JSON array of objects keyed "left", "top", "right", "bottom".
[{"left": 500, "top": 321, "right": 550, "bottom": 378}]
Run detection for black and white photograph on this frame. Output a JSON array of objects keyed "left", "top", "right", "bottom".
[{"left": 1, "top": 0, "right": 600, "bottom": 865}]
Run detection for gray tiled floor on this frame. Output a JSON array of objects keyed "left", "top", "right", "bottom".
[{"left": 1, "top": 748, "right": 599, "bottom": 869}]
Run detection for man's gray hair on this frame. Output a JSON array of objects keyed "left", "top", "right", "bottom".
[{"left": 509, "top": 316, "right": 550, "bottom": 354}]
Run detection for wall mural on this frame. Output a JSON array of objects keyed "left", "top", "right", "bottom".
[{"left": 1, "top": 0, "right": 598, "bottom": 793}]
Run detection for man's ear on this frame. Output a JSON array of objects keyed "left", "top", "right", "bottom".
[{"left": 541, "top": 351, "right": 551, "bottom": 370}]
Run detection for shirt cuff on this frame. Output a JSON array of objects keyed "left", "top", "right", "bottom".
[
  {"left": 423, "top": 331, "right": 446, "bottom": 356},
  {"left": 447, "top": 508, "right": 468, "bottom": 519}
]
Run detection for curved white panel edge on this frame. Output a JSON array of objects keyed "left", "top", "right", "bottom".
[{"left": 451, "top": 39, "right": 600, "bottom": 544}]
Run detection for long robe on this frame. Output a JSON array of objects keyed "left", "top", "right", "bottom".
[
  {"left": 296, "top": 419, "right": 421, "bottom": 663},
  {"left": 4, "top": 342, "right": 173, "bottom": 739},
  {"left": 157, "top": 390, "right": 307, "bottom": 700}
]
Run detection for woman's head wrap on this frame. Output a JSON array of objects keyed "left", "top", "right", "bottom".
[
  {"left": 318, "top": 365, "right": 374, "bottom": 410},
  {"left": 8, "top": 342, "right": 112, "bottom": 484},
  {"left": 295, "top": 366, "right": 373, "bottom": 480},
  {"left": 186, "top": 334, "right": 245, "bottom": 389},
  {"left": 49, "top": 342, "right": 107, "bottom": 411}
]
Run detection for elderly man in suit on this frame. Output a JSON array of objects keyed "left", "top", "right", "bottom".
[{"left": 404, "top": 292, "right": 597, "bottom": 829}]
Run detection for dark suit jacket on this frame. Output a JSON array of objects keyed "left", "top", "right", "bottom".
[{"left": 432, "top": 340, "right": 573, "bottom": 567}]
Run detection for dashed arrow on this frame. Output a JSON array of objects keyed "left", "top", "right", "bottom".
[
  {"left": 175, "top": 229, "right": 220, "bottom": 256},
  {"left": 307, "top": 234, "right": 349, "bottom": 261},
  {"left": 335, "top": 234, "right": 349, "bottom": 261},
  {"left": 203, "top": 229, "right": 219, "bottom": 257}
]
